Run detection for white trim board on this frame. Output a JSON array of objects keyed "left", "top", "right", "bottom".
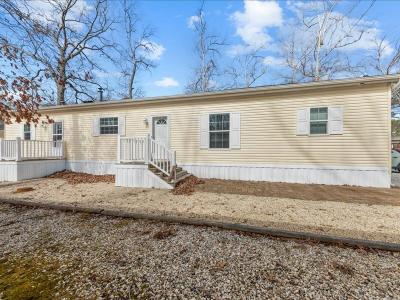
[
  {"left": 0, "top": 160, "right": 66, "bottom": 182},
  {"left": 66, "top": 160, "right": 117, "bottom": 175},
  {"left": 53, "top": 160, "right": 391, "bottom": 188},
  {"left": 179, "top": 163, "right": 390, "bottom": 188},
  {"left": 115, "top": 163, "right": 172, "bottom": 189}
]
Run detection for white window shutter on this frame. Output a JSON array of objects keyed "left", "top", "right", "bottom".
[
  {"left": 328, "top": 106, "right": 343, "bottom": 135},
  {"left": 118, "top": 116, "right": 126, "bottom": 136},
  {"left": 200, "top": 114, "right": 209, "bottom": 149},
  {"left": 31, "top": 124, "right": 36, "bottom": 140},
  {"left": 296, "top": 108, "right": 309, "bottom": 135},
  {"left": 92, "top": 117, "right": 100, "bottom": 137},
  {"left": 229, "top": 112, "right": 241, "bottom": 149}
]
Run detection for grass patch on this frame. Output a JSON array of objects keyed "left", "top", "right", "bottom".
[{"left": 0, "top": 255, "right": 71, "bottom": 299}]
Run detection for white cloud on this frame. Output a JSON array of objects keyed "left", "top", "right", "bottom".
[
  {"left": 187, "top": 15, "right": 201, "bottom": 29},
  {"left": 230, "top": 0, "right": 283, "bottom": 54},
  {"left": 154, "top": 77, "right": 179, "bottom": 88},
  {"left": 142, "top": 41, "right": 166, "bottom": 61},
  {"left": 263, "top": 56, "right": 285, "bottom": 67}
]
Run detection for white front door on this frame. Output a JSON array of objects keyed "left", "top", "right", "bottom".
[{"left": 153, "top": 116, "right": 168, "bottom": 147}]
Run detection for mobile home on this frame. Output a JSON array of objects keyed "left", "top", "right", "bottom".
[{"left": 1, "top": 75, "right": 398, "bottom": 188}]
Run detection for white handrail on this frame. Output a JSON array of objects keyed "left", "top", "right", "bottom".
[
  {"left": 0, "top": 138, "right": 64, "bottom": 161},
  {"left": 118, "top": 135, "right": 176, "bottom": 176}
]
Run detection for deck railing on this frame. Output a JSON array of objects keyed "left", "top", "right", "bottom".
[
  {"left": 118, "top": 135, "right": 176, "bottom": 177},
  {"left": 0, "top": 138, "right": 64, "bottom": 161}
]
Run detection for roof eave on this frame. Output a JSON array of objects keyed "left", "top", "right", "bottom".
[{"left": 39, "top": 75, "right": 400, "bottom": 113}]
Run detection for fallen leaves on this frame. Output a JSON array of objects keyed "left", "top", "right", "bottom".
[
  {"left": 13, "top": 187, "right": 35, "bottom": 193},
  {"left": 48, "top": 171, "right": 115, "bottom": 185},
  {"left": 172, "top": 175, "right": 204, "bottom": 196}
]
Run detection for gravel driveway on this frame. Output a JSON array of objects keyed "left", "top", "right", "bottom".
[{"left": 0, "top": 204, "right": 399, "bottom": 299}]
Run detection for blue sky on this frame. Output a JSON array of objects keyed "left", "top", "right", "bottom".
[
  {"left": 103, "top": 0, "right": 400, "bottom": 98},
  {"left": 1, "top": 0, "right": 399, "bottom": 101}
]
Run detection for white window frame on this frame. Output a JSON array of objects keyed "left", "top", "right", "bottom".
[
  {"left": 52, "top": 121, "right": 63, "bottom": 142},
  {"left": 23, "top": 123, "right": 31, "bottom": 140},
  {"left": 99, "top": 117, "right": 119, "bottom": 135},
  {"left": 309, "top": 107, "right": 328, "bottom": 135},
  {"left": 209, "top": 113, "right": 230, "bottom": 149}
]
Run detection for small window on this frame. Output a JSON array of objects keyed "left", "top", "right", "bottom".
[
  {"left": 310, "top": 107, "right": 328, "bottom": 135},
  {"left": 156, "top": 118, "right": 167, "bottom": 125},
  {"left": 23, "top": 124, "right": 31, "bottom": 140},
  {"left": 209, "top": 113, "right": 230, "bottom": 149},
  {"left": 53, "top": 122, "right": 63, "bottom": 142},
  {"left": 0, "top": 122, "right": 4, "bottom": 131},
  {"left": 100, "top": 117, "right": 118, "bottom": 135}
]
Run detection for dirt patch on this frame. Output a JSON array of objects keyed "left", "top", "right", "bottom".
[
  {"left": 195, "top": 179, "right": 400, "bottom": 206},
  {"left": 13, "top": 187, "right": 35, "bottom": 193},
  {"left": 153, "top": 227, "right": 176, "bottom": 240},
  {"left": 172, "top": 176, "right": 204, "bottom": 195},
  {"left": 48, "top": 170, "right": 115, "bottom": 185},
  {"left": 331, "top": 261, "right": 355, "bottom": 275}
]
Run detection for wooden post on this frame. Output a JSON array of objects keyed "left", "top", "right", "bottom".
[
  {"left": 15, "top": 137, "right": 22, "bottom": 162},
  {"left": 117, "top": 135, "right": 121, "bottom": 163}
]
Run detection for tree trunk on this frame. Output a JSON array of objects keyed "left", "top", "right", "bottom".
[
  {"left": 56, "top": 82, "right": 66, "bottom": 105},
  {"left": 128, "top": 63, "right": 137, "bottom": 99},
  {"left": 57, "top": 62, "right": 66, "bottom": 105}
]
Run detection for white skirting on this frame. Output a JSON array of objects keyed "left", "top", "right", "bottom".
[
  {"left": 66, "top": 160, "right": 116, "bottom": 175},
  {"left": 115, "top": 164, "right": 173, "bottom": 189},
  {"left": 0, "top": 160, "right": 66, "bottom": 182},
  {"left": 180, "top": 163, "right": 390, "bottom": 188}
]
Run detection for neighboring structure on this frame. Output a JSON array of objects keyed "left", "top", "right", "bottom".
[
  {"left": 1, "top": 75, "right": 398, "bottom": 188},
  {"left": 0, "top": 121, "right": 4, "bottom": 138},
  {"left": 393, "top": 136, "right": 400, "bottom": 150}
]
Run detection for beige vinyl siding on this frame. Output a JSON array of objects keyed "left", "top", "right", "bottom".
[{"left": 4, "top": 83, "right": 392, "bottom": 169}]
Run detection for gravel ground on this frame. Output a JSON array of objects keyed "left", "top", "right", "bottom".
[
  {"left": 1, "top": 178, "right": 400, "bottom": 243},
  {"left": 392, "top": 172, "right": 400, "bottom": 187},
  {"left": 0, "top": 203, "right": 399, "bottom": 299}
]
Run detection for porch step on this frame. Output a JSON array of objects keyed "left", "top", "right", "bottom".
[{"left": 148, "top": 164, "right": 191, "bottom": 187}]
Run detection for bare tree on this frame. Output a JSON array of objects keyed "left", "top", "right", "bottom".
[
  {"left": 367, "top": 35, "right": 400, "bottom": 104},
  {"left": 225, "top": 48, "right": 268, "bottom": 88},
  {"left": 279, "top": 0, "right": 375, "bottom": 82},
  {"left": 119, "top": 0, "right": 156, "bottom": 99},
  {"left": 186, "top": 3, "right": 225, "bottom": 94},
  {"left": 372, "top": 37, "right": 400, "bottom": 75},
  {"left": 0, "top": 0, "right": 114, "bottom": 105}
]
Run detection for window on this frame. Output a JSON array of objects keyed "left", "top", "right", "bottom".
[
  {"left": 53, "top": 122, "right": 63, "bottom": 142},
  {"left": 209, "top": 113, "right": 230, "bottom": 149},
  {"left": 310, "top": 107, "right": 328, "bottom": 135},
  {"left": 100, "top": 117, "right": 118, "bottom": 135},
  {"left": 0, "top": 122, "right": 4, "bottom": 131},
  {"left": 156, "top": 118, "right": 167, "bottom": 125},
  {"left": 23, "top": 124, "right": 31, "bottom": 140}
]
